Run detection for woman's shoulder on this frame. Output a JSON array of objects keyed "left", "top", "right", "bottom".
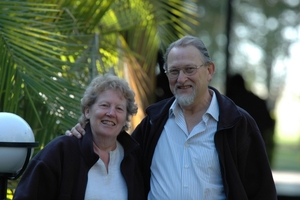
[
  {"left": 48, "top": 135, "right": 79, "bottom": 146},
  {"left": 28, "top": 135, "right": 83, "bottom": 175},
  {"left": 35, "top": 135, "right": 80, "bottom": 157}
]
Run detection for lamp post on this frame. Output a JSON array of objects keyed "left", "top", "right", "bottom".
[{"left": 0, "top": 112, "right": 39, "bottom": 200}]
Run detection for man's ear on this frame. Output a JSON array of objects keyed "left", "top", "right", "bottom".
[{"left": 207, "top": 62, "right": 215, "bottom": 82}]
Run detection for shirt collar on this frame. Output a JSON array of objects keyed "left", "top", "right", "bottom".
[
  {"left": 169, "top": 89, "right": 219, "bottom": 121},
  {"left": 206, "top": 90, "right": 219, "bottom": 121}
]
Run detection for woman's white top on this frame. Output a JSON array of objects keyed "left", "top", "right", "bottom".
[{"left": 84, "top": 141, "right": 127, "bottom": 200}]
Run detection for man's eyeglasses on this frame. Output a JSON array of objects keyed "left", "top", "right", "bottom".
[{"left": 165, "top": 65, "right": 204, "bottom": 79}]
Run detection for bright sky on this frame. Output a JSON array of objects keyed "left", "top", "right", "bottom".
[{"left": 275, "top": 39, "right": 300, "bottom": 144}]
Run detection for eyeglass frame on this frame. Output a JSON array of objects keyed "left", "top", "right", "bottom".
[{"left": 164, "top": 64, "right": 204, "bottom": 79}]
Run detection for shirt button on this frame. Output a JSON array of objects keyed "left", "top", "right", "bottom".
[{"left": 184, "top": 165, "right": 189, "bottom": 168}]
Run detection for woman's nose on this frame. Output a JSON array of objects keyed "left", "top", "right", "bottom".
[{"left": 106, "top": 108, "right": 116, "bottom": 116}]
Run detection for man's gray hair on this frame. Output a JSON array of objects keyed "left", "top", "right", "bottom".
[{"left": 163, "top": 35, "right": 213, "bottom": 71}]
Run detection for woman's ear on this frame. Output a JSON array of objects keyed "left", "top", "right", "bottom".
[{"left": 85, "top": 107, "right": 90, "bottom": 119}]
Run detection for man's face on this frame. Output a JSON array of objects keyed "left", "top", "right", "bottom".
[{"left": 166, "top": 45, "right": 214, "bottom": 107}]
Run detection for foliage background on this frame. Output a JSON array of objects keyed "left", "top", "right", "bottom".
[{"left": 0, "top": 0, "right": 199, "bottom": 149}]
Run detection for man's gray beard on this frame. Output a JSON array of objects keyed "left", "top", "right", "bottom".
[{"left": 175, "top": 91, "right": 196, "bottom": 107}]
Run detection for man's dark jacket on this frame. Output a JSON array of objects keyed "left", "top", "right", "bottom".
[
  {"left": 132, "top": 87, "right": 277, "bottom": 200},
  {"left": 14, "top": 123, "right": 145, "bottom": 200}
]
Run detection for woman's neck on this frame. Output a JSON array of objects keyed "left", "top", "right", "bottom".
[{"left": 93, "top": 141, "right": 117, "bottom": 172}]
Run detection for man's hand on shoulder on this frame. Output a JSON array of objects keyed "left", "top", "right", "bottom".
[{"left": 65, "top": 123, "right": 86, "bottom": 139}]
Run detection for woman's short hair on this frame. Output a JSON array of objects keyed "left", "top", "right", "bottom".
[{"left": 79, "top": 74, "right": 138, "bottom": 131}]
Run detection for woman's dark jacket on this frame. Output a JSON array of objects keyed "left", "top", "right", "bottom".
[
  {"left": 132, "top": 86, "right": 277, "bottom": 200},
  {"left": 13, "top": 123, "right": 145, "bottom": 200}
]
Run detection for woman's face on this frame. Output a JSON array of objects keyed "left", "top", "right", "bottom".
[{"left": 85, "top": 89, "right": 127, "bottom": 139}]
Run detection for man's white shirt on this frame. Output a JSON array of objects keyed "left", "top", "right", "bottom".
[{"left": 148, "top": 90, "right": 226, "bottom": 200}]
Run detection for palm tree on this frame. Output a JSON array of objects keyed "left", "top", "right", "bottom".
[{"left": 1, "top": 1, "right": 198, "bottom": 196}]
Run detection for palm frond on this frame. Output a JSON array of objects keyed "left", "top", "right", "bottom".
[{"left": 0, "top": 1, "right": 86, "bottom": 147}]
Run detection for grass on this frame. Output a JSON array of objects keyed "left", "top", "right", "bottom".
[{"left": 272, "top": 143, "right": 300, "bottom": 171}]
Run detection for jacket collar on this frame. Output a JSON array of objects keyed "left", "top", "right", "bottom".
[
  {"left": 82, "top": 123, "right": 140, "bottom": 158},
  {"left": 209, "top": 87, "right": 242, "bottom": 130},
  {"left": 145, "top": 86, "right": 242, "bottom": 131}
]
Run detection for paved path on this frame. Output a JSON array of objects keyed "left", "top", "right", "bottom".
[{"left": 273, "top": 170, "right": 300, "bottom": 199}]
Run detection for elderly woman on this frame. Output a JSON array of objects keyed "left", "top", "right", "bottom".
[{"left": 13, "top": 74, "right": 145, "bottom": 200}]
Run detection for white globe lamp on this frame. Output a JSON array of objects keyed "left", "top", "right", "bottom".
[{"left": 0, "top": 112, "right": 39, "bottom": 199}]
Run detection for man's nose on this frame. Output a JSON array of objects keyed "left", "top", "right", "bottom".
[{"left": 177, "top": 70, "right": 187, "bottom": 82}]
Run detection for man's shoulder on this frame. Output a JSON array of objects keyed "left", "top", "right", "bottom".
[{"left": 146, "top": 97, "right": 174, "bottom": 116}]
